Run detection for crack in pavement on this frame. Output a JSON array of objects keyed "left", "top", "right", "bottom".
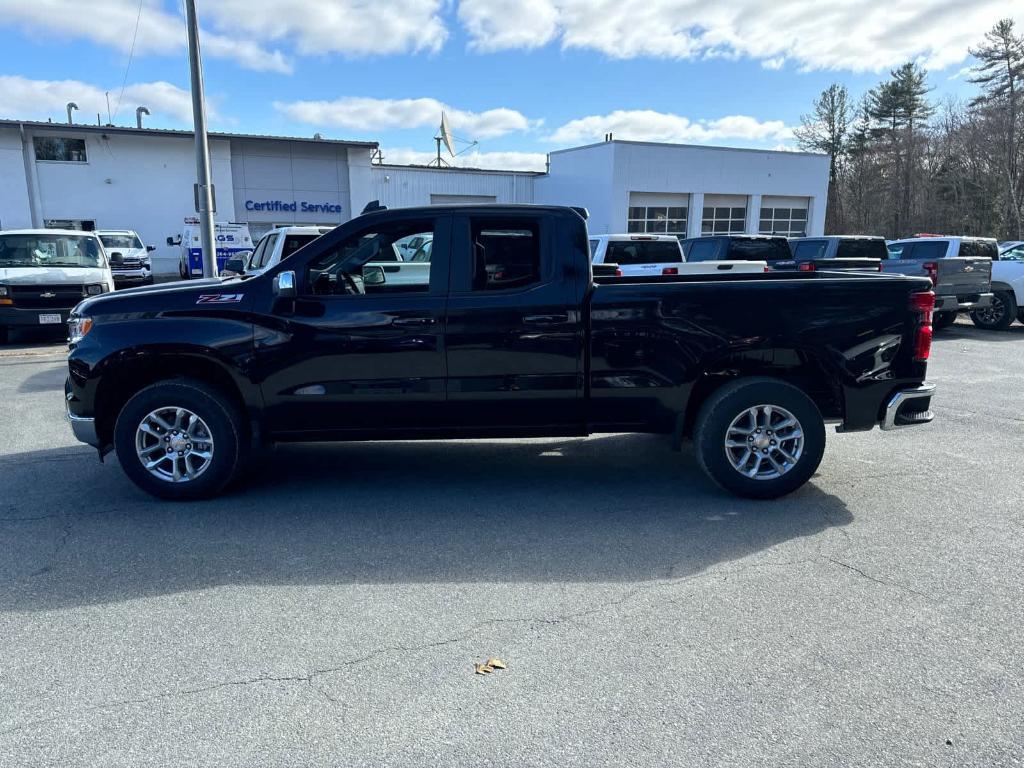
[{"left": 824, "top": 556, "right": 934, "bottom": 601}]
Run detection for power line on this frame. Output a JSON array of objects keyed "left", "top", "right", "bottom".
[{"left": 113, "top": 0, "right": 145, "bottom": 121}]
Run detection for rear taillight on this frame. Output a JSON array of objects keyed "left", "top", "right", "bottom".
[
  {"left": 798, "top": 262, "right": 816, "bottom": 272},
  {"left": 877, "top": 262, "right": 883, "bottom": 272},
  {"left": 662, "top": 267, "right": 678, "bottom": 275},
  {"left": 922, "top": 261, "right": 938, "bottom": 286},
  {"left": 910, "top": 290, "right": 935, "bottom": 361},
  {"left": 615, "top": 268, "right": 623, "bottom": 277}
]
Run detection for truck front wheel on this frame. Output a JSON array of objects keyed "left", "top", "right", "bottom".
[
  {"left": 971, "top": 291, "right": 1017, "bottom": 331},
  {"left": 693, "top": 377, "right": 826, "bottom": 500},
  {"left": 113, "top": 379, "right": 246, "bottom": 500}
]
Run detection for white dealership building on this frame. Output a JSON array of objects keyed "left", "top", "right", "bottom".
[{"left": 0, "top": 119, "right": 829, "bottom": 273}]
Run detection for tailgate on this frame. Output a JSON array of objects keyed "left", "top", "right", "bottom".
[{"left": 936, "top": 258, "right": 991, "bottom": 296}]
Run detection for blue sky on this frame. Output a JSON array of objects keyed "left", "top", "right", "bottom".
[{"left": 0, "top": 0, "right": 1015, "bottom": 169}]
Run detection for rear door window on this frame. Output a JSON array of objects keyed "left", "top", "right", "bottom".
[
  {"left": 727, "top": 238, "right": 791, "bottom": 262},
  {"left": 605, "top": 240, "right": 682, "bottom": 265},
  {"left": 470, "top": 219, "right": 542, "bottom": 291},
  {"left": 836, "top": 239, "right": 888, "bottom": 260},
  {"left": 686, "top": 240, "right": 719, "bottom": 262},
  {"left": 793, "top": 240, "right": 827, "bottom": 261},
  {"left": 282, "top": 234, "right": 319, "bottom": 261}
]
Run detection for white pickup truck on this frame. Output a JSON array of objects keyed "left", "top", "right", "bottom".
[
  {"left": 977, "top": 240, "right": 1024, "bottom": 329},
  {"left": 589, "top": 234, "right": 766, "bottom": 277}
]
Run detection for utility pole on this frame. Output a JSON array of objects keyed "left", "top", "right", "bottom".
[{"left": 184, "top": 0, "right": 218, "bottom": 278}]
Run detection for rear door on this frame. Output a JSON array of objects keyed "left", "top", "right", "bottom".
[{"left": 444, "top": 211, "right": 584, "bottom": 432}]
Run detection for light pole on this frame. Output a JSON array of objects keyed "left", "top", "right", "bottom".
[{"left": 184, "top": 0, "right": 218, "bottom": 278}]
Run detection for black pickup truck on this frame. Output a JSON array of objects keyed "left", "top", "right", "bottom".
[{"left": 65, "top": 205, "right": 936, "bottom": 500}]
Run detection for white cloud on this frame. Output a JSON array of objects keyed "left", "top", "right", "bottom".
[
  {"left": 456, "top": 0, "right": 1022, "bottom": 72},
  {"left": 0, "top": 0, "right": 292, "bottom": 73},
  {"left": 276, "top": 97, "right": 540, "bottom": 139},
  {"left": 0, "top": 75, "right": 214, "bottom": 125},
  {"left": 380, "top": 147, "right": 547, "bottom": 171},
  {"left": 203, "top": 0, "right": 448, "bottom": 57},
  {"left": 548, "top": 110, "right": 792, "bottom": 145}
]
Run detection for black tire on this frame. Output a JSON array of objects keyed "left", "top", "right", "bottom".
[
  {"left": 693, "top": 377, "right": 826, "bottom": 500},
  {"left": 114, "top": 379, "right": 246, "bottom": 500},
  {"left": 1018, "top": 309, "right": 1024, "bottom": 325},
  {"left": 970, "top": 291, "right": 1017, "bottom": 331},
  {"left": 932, "top": 311, "right": 957, "bottom": 330},
  {"left": 0, "top": 326, "right": 8, "bottom": 345}
]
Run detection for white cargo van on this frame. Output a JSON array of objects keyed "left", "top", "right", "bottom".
[{"left": 169, "top": 219, "right": 254, "bottom": 279}]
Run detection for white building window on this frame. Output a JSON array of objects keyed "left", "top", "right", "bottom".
[
  {"left": 760, "top": 207, "right": 808, "bottom": 237},
  {"left": 34, "top": 137, "right": 87, "bottom": 162},
  {"left": 627, "top": 205, "right": 687, "bottom": 234},
  {"left": 701, "top": 206, "right": 746, "bottom": 234}
]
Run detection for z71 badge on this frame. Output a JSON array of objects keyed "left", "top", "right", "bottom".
[{"left": 196, "top": 294, "right": 244, "bottom": 304}]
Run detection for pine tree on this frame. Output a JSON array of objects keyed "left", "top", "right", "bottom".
[{"left": 969, "top": 19, "right": 1024, "bottom": 238}]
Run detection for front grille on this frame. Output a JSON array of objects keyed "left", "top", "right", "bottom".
[{"left": 9, "top": 284, "right": 83, "bottom": 309}]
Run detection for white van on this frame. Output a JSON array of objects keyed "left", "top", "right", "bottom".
[
  {"left": 170, "top": 219, "right": 254, "bottom": 279},
  {"left": 0, "top": 229, "right": 115, "bottom": 343}
]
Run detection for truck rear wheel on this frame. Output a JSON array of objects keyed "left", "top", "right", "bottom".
[
  {"left": 693, "top": 377, "right": 826, "bottom": 500},
  {"left": 932, "top": 311, "right": 957, "bottom": 330},
  {"left": 114, "top": 379, "right": 245, "bottom": 500},
  {"left": 971, "top": 291, "right": 1016, "bottom": 331}
]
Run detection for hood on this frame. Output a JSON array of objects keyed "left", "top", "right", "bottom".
[
  {"left": 73, "top": 276, "right": 245, "bottom": 314},
  {"left": 0, "top": 266, "right": 109, "bottom": 285},
  {"left": 106, "top": 247, "right": 148, "bottom": 263}
]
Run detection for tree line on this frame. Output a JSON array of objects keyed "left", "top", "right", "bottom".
[{"left": 794, "top": 18, "right": 1023, "bottom": 241}]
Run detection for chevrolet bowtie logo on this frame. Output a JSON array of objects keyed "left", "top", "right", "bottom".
[{"left": 40, "top": 292, "right": 56, "bottom": 298}]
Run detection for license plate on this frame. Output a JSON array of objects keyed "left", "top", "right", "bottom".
[{"left": 38, "top": 313, "right": 62, "bottom": 325}]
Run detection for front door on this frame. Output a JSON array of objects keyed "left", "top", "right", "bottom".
[
  {"left": 255, "top": 213, "right": 450, "bottom": 437},
  {"left": 443, "top": 211, "right": 585, "bottom": 432}
]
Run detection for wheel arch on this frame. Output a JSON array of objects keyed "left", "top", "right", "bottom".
[
  {"left": 681, "top": 347, "right": 842, "bottom": 437},
  {"left": 93, "top": 348, "right": 254, "bottom": 447}
]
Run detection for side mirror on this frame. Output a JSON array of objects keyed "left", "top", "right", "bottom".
[
  {"left": 166, "top": 236, "right": 181, "bottom": 246},
  {"left": 146, "top": 245, "right": 157, "bottom": 252},
  {"left": 222, "top": 256, "right": 246, "bottom": 276},
  {"left": 362, "top": 265, "right": 386, "bottom": 286},
  {"left": 273, "top": 270, "right": 297, "bottom": 298}
]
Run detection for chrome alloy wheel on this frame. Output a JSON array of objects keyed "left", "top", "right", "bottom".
[
  {"left": 135, "top": 407, "right": 215, "bottom": 483},
  {"left": 724, "top": 404, "right": 804, "bottom": 480}
]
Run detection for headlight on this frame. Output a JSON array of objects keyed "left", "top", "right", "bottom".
[
  {"left": 83, "top": 284, "right": 105, "bottom": 296},
  {"left": 68, "top": 316, "right": 94, "bottom": 345},
  {"left": 0, "top": 285, "right": 8, "bottom": 297}
]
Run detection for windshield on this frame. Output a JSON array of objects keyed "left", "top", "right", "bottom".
[
  {"left": 99, "top": 234, "right": 143, "bottom": 250},
  {"left": 0, "top": 233, "right": 105, "bottom": 268}
]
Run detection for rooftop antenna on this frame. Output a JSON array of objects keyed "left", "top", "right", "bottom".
[
  {"left": 105, "top": 91, "right": 112, "bottom": 125},
  {"left": 428, "top": 110, "right": 478, "bottom": 168},
  {"left": 66, "top": 102, "right": 78, "bottom": 124},
  {"left": 136, "top": 106, "right": 150, "bottom": 129}
]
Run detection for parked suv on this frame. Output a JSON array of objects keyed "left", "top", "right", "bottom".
[
  {"left": 0, "top": 229, "right": 113, "bottom": 343},
  {"left": 970, "top": 241, "right": 1024, "bottom": 330},
  {"left": 96, "top": 230, "right": 156, "bottom": 286},
  {"left": 884, "top": 237, "right": 995, "bottom": 328}
]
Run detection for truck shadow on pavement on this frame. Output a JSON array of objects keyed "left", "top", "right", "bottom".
[
  {"left": 938, "top": 323, "right": 1024, "bottom": 342},
  {"left": 0, "top": 435, "right": 852, "bottom": 612}
]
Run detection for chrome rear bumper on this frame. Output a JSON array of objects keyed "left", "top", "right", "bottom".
[{"left": 881, "top": 382, "right": 936, "bottom": 431}]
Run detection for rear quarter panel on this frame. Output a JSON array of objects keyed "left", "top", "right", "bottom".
[{"left": 588, "top": 273, "right": 932, "bottom": 431}]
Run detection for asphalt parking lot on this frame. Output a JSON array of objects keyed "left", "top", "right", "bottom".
[{"left": 0, "top": 322, "right": 1022, "bottom": 767}]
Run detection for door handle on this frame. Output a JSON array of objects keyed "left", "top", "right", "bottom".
[
  {"left": 523, "top": 313, "right": 571, "bottom": 326},
  {"left": 392, "top": 316, "right": 436, "bottom": 327}
]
